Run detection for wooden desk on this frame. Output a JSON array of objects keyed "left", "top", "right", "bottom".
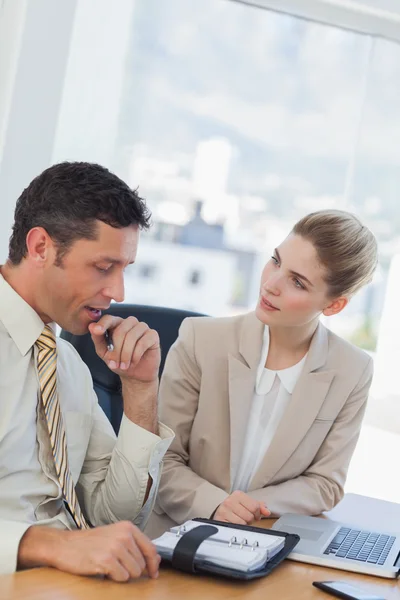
[{"left": 1, "top": 520, "right": 399, "bottom": 600}]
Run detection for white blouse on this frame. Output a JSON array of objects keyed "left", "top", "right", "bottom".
[{"left": 231, "top": 326, "right": 307, "bottom": 492}]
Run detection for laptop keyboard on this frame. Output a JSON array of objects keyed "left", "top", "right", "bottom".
[{"left": 324, "top": 527, "right": 396, "bottom": 565}]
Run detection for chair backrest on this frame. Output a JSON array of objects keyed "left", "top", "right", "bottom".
[{"left": 60, "top": 304, "right": 206, "bottom": 433}]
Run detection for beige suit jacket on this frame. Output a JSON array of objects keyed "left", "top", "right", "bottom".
[{"left": 146, "top": 312, "right": 373, "bottom": 538}]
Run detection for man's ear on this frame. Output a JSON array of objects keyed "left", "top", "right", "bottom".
[
  {"left": 323, "top": 296, "right": 348, "bottom": 317},
  {"left": 25, "top": 227, "right": 55, "bottom": 265}
]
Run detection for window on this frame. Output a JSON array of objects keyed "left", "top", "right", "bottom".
[
  {"left": 4, "top": 0, "right": 398, "bottom": 356},
  {"left": 4, "top": 0, "right": 397, "bottom": 338}
]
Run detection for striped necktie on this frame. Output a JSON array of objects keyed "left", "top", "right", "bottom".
[{"left": 36, "top": 325, "right": 90, "bottom": 529}]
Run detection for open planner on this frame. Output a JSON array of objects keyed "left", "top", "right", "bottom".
[{"left": 153, "top": 517, "right": 300, "bottom": 580}]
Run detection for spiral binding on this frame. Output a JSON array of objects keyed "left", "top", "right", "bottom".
[{"left": 176, "top": 527, "right": 261, "bottom": 552}]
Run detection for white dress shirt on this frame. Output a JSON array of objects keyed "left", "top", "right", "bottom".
[
  {"left": 0, "top": 273, "right": 174, "bottom": 574},
  {"left": 232, "top": 326, "right": 307, "bottom": 492}
]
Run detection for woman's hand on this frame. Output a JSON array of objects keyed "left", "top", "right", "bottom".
[{"left": 213, "top": 491, "right": 270, "bottom": 525}]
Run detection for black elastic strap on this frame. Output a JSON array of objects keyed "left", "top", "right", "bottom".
[{"left": 171, "top": 525, "right": 218, "bottom": 573}]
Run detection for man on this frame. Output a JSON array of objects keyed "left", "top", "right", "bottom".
[{"left": 0, "top": 162, "right": 174, "bottom": 581}]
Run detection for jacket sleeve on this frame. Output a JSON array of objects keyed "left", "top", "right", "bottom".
[
  {"left": 247, "top": 358, "right": 373, "bottom": 516},
  {"left": 156, "top": 319, "right": 229, "bottom": 523}
]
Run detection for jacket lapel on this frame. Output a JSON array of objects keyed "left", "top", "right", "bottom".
[
  {"left": 249, "top": 323, "right": 336, "bottom": 491},
  {"left": 228, "top": 312, "right": 264, "bottom": 487}
]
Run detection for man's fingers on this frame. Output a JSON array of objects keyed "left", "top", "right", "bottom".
[
  {"left": 105, "top": 317, "right": 139, "bottom": 367},
  {"left": 88, "top": 315, "right": 123, "bottom": 358},
  {"left": 105, "top": 558, "right": 131, "bottom": 583},
  {"left": 118, "top": 547, "right": 143, "bottom": 580},
  {"left": 119, "top": 322, "right": 151, "bottom": 370},
  {"left": 89, "top": 315, "right": 160, "bottom": 376},
  {"left": 89, "top": 314, "right": 122, "bottom": 336},
  {"left": 146, "top": 554, "right": 162, "bottom": 578},
  {"left": 131, "top": 528, "right": 160, "bottom": 579},
  {"left": 125, "top": 538, "right": 146, "bottom": 573},
  {"left": 130, "top": 331, "right": 160, "bottom": 368}
]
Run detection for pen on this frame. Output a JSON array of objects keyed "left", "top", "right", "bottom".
[{"left": 104, "top": 329, "right": 114, "bottom": 352}]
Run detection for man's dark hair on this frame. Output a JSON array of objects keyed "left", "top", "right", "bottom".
[{"left": 8, "top": 161, "right": 151, "bottom": 265}]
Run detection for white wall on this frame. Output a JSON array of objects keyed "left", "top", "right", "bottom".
[
  {"left": 0, "top": 0, "right": 77, "bottom": 261},
  {"left": 0, "top": 0, "right": 135, "bottom": 261},
  {"left": 52, "top": 0, "right": 136, "bottom": 169},
  {"left": 0, "top": 0, "right": 27, "bottom": 165}
]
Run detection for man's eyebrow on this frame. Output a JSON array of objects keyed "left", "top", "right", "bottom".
[
  {"left": 95, "top": 257, "right": 135, "bottom": 266},
  {"left": 274, "top": 248, "right": 314, "bottom": 287}
]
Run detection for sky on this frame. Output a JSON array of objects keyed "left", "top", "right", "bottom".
[{"left": 111, "top": 0, "right": 400, "bottom": 242}]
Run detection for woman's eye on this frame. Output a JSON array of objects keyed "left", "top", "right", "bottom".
[
  {"left": 271, "top": 256, "right": 279, "bottom": 265},
  {"left": 294, "top": 278, "right": 305, "bottom": 290}
]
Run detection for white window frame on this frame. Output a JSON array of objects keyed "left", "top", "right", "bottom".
[{"left": 229, "top": 0, "right": 400, "bottom": 43}]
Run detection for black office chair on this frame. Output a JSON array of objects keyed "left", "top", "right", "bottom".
[{"left": 60, "top": 304, "right": 206, "bottom": 433}]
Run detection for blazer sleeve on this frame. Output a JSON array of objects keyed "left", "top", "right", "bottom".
[
  {"left": 156, "top": 319, "right": 229, "bottom": 523},
  {"left": 248, "top": 357, "right": 373, "bottom": 516}
]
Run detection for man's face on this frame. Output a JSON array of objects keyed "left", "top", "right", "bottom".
[{"left": 41, "top": 222, "right": 139, "bottom": 334}]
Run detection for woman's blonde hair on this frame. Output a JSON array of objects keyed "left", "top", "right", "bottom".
[{"left": 292, "top": 209, "right": 378, "bottom": 298}]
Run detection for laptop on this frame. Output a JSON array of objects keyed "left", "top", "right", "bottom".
[{"left": 272, "top": 512, "right": 400, "bottom": 578}]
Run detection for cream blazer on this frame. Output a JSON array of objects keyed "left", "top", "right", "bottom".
[{"left": 146, "top": 312, "right": 373, "bottom": 538}]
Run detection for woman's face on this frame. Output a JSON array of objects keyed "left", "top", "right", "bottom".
[{"left": 256, "top": 234, "right": 336, "bottom": 328}]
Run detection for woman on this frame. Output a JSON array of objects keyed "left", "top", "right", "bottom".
[{"left": 146, "top": 210, "right": 378, "bottom": 538}]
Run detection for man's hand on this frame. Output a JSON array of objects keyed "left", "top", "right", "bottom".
[
  {"left": 18, "top": 522, "right": 161, "bottom": 582},
  {"left": 213, "top": 491, "right": 270, "bottom": 525},
  {"left": 89, "top": 314, "right": 159, "bottom": 434},
  {"left": 89, "top": 315, "right": 161, "bottom": 383}
]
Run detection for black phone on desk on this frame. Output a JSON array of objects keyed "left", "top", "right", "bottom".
[{"left": 312, "top": 581, "right": 385, "bottom": 600}]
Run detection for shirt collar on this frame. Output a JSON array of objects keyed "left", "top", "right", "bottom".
[
  {"left": 274, "top": 354, "right": 307, "bottom": 393},
  {"left": 0, "top": 271, "right": 45, "bottom": 356},
  {"left": 256, "top": 325, "right": 307, "bottom": 394}
]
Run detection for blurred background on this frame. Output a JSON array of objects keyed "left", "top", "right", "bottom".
[{"left": 1, "top": 0, "right": 400, "bottom": 502}]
